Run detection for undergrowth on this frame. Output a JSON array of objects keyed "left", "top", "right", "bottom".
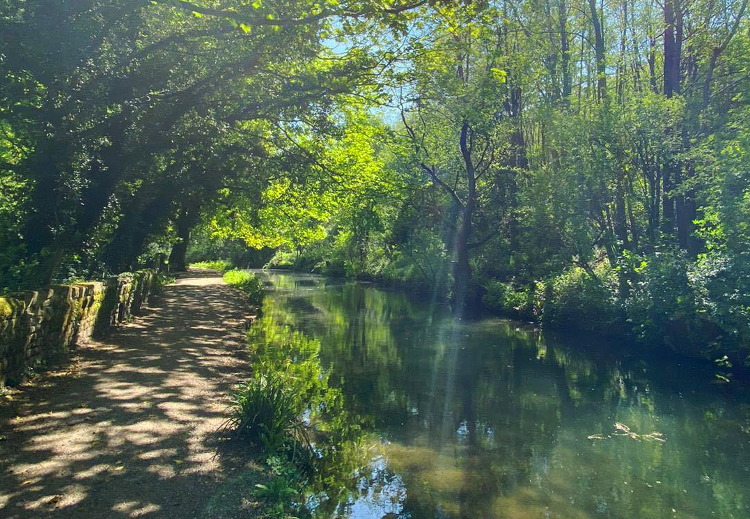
[
  {"left": 225, "top": 318, "right": 368, "bottom": 517},
  {"left": 223, "top": 269, "right": 265, "bottom": 306},
  {"left": 190, "top": 259, "right": 233, "bottom": 272}
]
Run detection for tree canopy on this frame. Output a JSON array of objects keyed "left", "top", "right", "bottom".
[{"left": 1, "top": 0, "right": 749, "bottom": 359}]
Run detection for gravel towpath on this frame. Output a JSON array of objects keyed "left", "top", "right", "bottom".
[{"left": 0, "top": 270, "right": 255, "bottom": 518}]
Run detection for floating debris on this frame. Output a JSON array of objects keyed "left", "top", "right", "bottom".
[{"left": 588, "top": 422, "right": 665, "bottom": 443}]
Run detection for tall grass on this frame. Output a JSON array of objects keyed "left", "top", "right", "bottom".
[
  {"left": 223, "top": 269, "right": 265, "bottom": 306},
  {"left": 190, "top": 259, "right": 233, "bottom": 272},
  {"left": 226, "top": 371, "right": 310, "bottom": 456}
]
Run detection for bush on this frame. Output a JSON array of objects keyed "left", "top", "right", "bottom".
[
  {"left": 542, "top": 264, "right": 623, "bottom": 334},
  {"left": 190, "top": 259, "right": 233, "bottom": 272},
  {"left": 154, "top": 271, "right": 175, "bottom": 293},
  {"left": 624, "top": 250, "right": 729, "bottom": 357},
  {"left": 691, "top": 252, "right": 750, "bottom": 362},
  {"left": 482, "top": 281, "right": 542, "bottom": 320},
  {"left": 223, "top": 269, "right": 265, "bottom": 306}
]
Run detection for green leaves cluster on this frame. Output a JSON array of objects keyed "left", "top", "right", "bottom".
[{"left": 223, "top": 268, "right": 265, "bottom": 305}]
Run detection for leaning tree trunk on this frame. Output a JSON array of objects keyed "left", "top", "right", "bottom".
[{"left": 453, "top": 122, "right": 478, "bottom": 315}]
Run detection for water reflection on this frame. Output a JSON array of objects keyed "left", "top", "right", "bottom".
[{"left": 252, "top": 271, "right": 750, "bottom": 519}]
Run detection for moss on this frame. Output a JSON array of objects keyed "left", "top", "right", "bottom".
[
  {"left": 0, "top": 297, "right": 20, "bottom": 320},
  {"left": 2, "top": 270, "right": 160, "bottom": 386}
]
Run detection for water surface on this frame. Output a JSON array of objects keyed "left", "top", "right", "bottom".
[{"left": 252, "top": 271, "right": 750, "bottom": 519}]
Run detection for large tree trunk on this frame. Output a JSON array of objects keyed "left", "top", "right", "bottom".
[
  {"left": 169, "top": 209, "right": 192, "bottom": 272},
  {"left": 662, "top": 0, "right": 682, "bottom": 243},
  {"left": 452, "top": 208, "right": 473, "bottom": 314},
  {"left": 663, "top": 0, "right": 682, "bottom": 98}
]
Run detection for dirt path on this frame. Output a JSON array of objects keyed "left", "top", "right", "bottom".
[{"left": 0, "top": 271, "right": 257, "bottom": 518}]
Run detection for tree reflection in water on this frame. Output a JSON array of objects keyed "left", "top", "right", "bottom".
[{"left": 250, "top": 271, "right": 750, "bottom": 519}]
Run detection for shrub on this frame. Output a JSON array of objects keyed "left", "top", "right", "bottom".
[
  {"left": 482, "top": 281, "right": 541, "bottom": 320},
  {"left": 542, "top": 264, "right": 623, "bottom": 334},
  {"left": 691, "top": 252, "right": 750, "bottom": 362},
  {"left": 190, "top": 259, "right": 233, "bottom": 272},
  {"left": 241, "top": 319, "right": 368, "bottom": 496},
  {"left": 154, "top": 271, "right": 175, "bottom": 293},
  {"left": 223, "top": 269, "right": 265, "bottom": 306},
  {"left": 250, "top": 456, "right": 308, "bottom": 519},
  {"left": 624, "top": 250, "right": 728, "bottom": 357},
  {"left": 266, "top": 249, "right": 327, "bottom": 273}
]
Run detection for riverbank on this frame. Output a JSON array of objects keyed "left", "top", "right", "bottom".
[{"left": 0, "top": 271, "right": 262, "bottom": 518}]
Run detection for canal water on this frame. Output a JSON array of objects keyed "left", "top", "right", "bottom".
[{"left": 251, "top": 271, "right": 750, "bottom": 519}]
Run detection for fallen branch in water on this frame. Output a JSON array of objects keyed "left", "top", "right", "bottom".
[{"left": 588, "top": 422, "right": 666, "bottom": 443}]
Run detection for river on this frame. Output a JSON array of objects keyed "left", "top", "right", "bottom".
[{"left": 249, "top": 270, "right": 750, "bottom": 519}]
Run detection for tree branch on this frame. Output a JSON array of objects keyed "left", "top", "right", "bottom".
[
  {"left": 164, "top": 0, "right": 428, "bottom": 27},
  {"left": 467, "top": 228, "right": 500, "bottom": 249}
]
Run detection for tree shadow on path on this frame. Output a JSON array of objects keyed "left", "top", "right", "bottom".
[{"left": 0, "top": 271, "right": 259, "bottom": 518}]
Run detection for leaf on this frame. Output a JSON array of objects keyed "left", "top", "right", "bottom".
[
  {"left": 490, "top": 68, "right": 507, "bottom": 83},
  {"left": 192, "top": 11, "right": 203, "bottom": 17},
  {"left": 239, "top": 23, "right": 251, "bottom": 33}
]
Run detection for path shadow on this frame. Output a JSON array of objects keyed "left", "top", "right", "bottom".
[{"left": 0, "top": 272, "right": 258, "bottom": 518}]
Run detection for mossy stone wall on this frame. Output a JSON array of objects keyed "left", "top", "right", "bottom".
[{"left": 0, "top": 270, "right": 158, "bottom": 386}]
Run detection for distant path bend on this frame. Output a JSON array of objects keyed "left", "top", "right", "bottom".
[{"left": 0, "top": 270, "right": 253, "bottom": 518}]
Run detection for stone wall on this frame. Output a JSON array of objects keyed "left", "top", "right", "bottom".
[{"left": 0, "top": 270, "right": 158, "bottom": 386}]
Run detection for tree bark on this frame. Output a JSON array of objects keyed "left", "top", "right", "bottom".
[
  {"left": 588, "top": 0, "right": 606, "bottom": 100},
  {"left": 661, "top": 0, "right": 681, "bottom": 240},
  {"left": 454, "top": 122, "right": 476, "bottom": 314},
  {"left": 558, "top": 0, "right": 572, "bottom": 103},
  {"left": 169, "top": 209, "right": 192, "bottom": 272}
]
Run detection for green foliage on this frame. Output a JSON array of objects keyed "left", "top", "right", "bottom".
[
  {"left": 191, "top": 260, "right": 233, "bottom": 273},
  {"left": 267, "top": 249, "right": 327, "bottom": 273},
  {"left": 186, "top": 224, "right": 274, "bottom": 267},
  {"left": 692, "top": 252, "right": 750, "bottom": 362},
  {"left": 624, "top": 250, "right": 749, "bottom": 359},
  {"left": 223, "top": 269, "right": 265, "bottom": 306},
  {"left": 227, "top": 371, "right": 309, "bottom": 455},
  {"left": 1, "top": 0, "right": 749, "bottom": 365},
  {"left": 482, "top": 281, "right": 541, "bottom": 321},
  {"left": 625, "top": 252, "right": 695, "bottom": 346},
  {"left": 252, "top": 457, "right": 306, "bottom": 518},
  {"left": 152, "top": 271, "right": 175, "bottom": 295},
  {"left": 225, "top": 310, "right": 367, "bottom": 513},
  {"left": 542, "top": 264, "right": 623, "bottom": 334}
]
